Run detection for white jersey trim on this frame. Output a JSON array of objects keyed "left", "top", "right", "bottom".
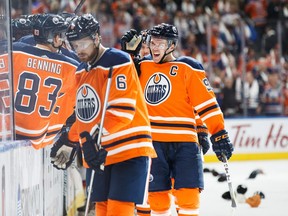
[
  {"left": 195, "top": 98, "right": 217, "bottom": 110},
  {"left": 201, "top": 110, "right": 223, "bottom": 121},
  {"left": 107, "top": 110, "right": 134, "bottom": 120},
  {"left": 151, "top": 128, "right": 197, "bottom": 136},
  {"left": 149, "top": 116, "right": 196, "bottom": 123},
  {"left": 101, "top": 126, "right": 151, "bottom": 142},
  {"left": 107, "top": 141, "right": 153, "bottom": 156}
]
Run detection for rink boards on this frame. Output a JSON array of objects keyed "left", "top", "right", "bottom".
[
  {"left": 204, "top": 117, "right": 288, "bottom": 162},
  {"left": 0, "top": 142, "right": 83, "bottom": 216}
]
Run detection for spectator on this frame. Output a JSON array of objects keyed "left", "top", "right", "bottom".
[
  {"left": 261, "top": 68, "right": 283, "bottom": 116},
  {"left": 221, "top": 76, "right": 238, "bottom": 117}
]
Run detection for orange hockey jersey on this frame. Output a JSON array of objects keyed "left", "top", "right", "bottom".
[
  {"left": 12, "top": 42, "right": 79, "bottom": 149},
  {"left": 139, "top": 56, "right": 225, "bottom": 142},
  {"left": 68, "top": 48, "right": 156, "bottom": 166},
  {"left": 0, "top": 53, "right": 12, "bottom": 140}
]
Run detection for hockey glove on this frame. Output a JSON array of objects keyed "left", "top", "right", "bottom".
[
  {"left": 197, "top": 125, "right": 210, "bottom": 155},
  {"left": 50, "top": 131, "right": 79, "bottom": 170},
  {"left": 210, "top": 130, "right": 234, "bottom": 162},
  {"left": 80, "top": 131, "right": 107, "bottom": 172},
  {"left": 120, "top": 29, "right": 142, "bottom": 56}
]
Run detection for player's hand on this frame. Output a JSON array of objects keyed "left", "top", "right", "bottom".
[
  {"left": 50, "top": 131, "right": 79, "bottom": 170},
  {"left": 197, "top": 125, "right": 210, "bottom": 155},
  {"left": 210, "top": 130, "right": 234, "bottom": 162},
  {"left": 80, "top": 131, "right": 107, "bottom": 172},
  {"left": 120, "top": 29, "right": 142, "bottom": 56}
]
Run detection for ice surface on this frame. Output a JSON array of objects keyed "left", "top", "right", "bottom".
[{"left": 198, "top": 160, "right": 288, "bottom": 216}]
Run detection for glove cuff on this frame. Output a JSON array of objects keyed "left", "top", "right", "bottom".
[
  {"left": 197, "top": 125, "right": 208, "bottom": 134},
  {"left": 66, "top": 140, "right": 79, "bottom": 148}
]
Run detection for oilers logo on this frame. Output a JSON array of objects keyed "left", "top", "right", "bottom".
[
  {"left": 144, "top": 73, "right": 171, "bottom": 105},
  {"left": 76, "top": 84, "right": 100, "bottom": 122}
]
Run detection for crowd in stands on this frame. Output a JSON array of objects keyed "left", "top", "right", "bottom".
[{"left": 9, "top": 0, "right": 288, "bottom": 117}]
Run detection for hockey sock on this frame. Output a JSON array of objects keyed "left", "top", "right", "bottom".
[
  {"left": 149, "top": 190, "right": 172, "bottom": 216},
  {"left": 95, "top": 201, "right": 107, "bottom": 216},
  {"left": 107, "top": 199, "right": 135, "bottom": 216},
  {"left": 174, "top": 188, "right": 200, "bottom": 216}
]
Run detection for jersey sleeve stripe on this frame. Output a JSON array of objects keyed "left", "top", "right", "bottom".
[
  {"left": 103, "top": 134, "right": 152, "bottom": 149},
  {"left": 107, "top": 142, "right": 154, "bottom": 156},
  {"left": 197, "top": 104, "right": 219, "bottom": 116},
  {"left": 150, "top": 122, "right": 196, "bottom": 129},
  {"left": 107, "top": 110, "right": 134, "bottom": 120},
  {"left": 149, "top": 116, "right": 196, "bottom": 123},
  {"left": 151, "top": 128, "right": 197, "bottom": 136},
  {"left": 101, "top": 126, "right": 151, "bottom": 142},
  {"left": 108, "top": 98, "right": 136, "bottom": 106},
  {"left": 107, "top": 105, "right": 135, "bottom": 111},
  {"left": 194, "top": 98, "right": 218, "bottom": 110},
  {"left": 16, "top": 131, "right": 47, "bottom": 140},
  {"left": 15, "top": 123, "right": 49, "bottom": 134},
  {"left": 200, "top": 110, "right": 223, "bottom": 121}
]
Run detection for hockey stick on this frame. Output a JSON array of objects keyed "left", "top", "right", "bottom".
[
  {"left": 74, "top": 0, "right": 86, "bottom": 15},
  {"left": 84, "top": 66, "right": 113, "bottom": 216},
  {"left": 63, "top": 170, "right": 68, "bottom": 216},
  {"left": 222, "top": 154, "right": 237, "bottom": 215}
]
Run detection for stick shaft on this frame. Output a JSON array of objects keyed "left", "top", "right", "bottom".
[
  {"left": 74, "top": 0, "right": 86, "bottom": 15},
  {"left": 222, "top": 155, "right": 237, "bottom": 208},
  {"left": 84, "top": 67, "right": 113, "bottom": 216}
]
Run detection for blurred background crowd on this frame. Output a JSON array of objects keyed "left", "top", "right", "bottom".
[{"left": 6, "top": 0, "right": 288, "bottom": 117}]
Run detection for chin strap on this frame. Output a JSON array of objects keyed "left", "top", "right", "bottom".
[{"left": 52, "top": 41, "right": 64, "bottom": 53}]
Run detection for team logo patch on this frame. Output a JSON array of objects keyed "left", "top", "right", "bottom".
[
  {"left": 149, "top": 174, "right": 154, "bottom": 182},
  {"left": 76, "top": 84, "right": 100, "bottom": 122},
  {"left": 144, "top": 73, "right": 171, "bottom": 105},
  {"left": 203, "top": 78, "right": 213, "bottom": 91},
  {"left": 52, "top": 17, "right": 60, "bottom": 24}
]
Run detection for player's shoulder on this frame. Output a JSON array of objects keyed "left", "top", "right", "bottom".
[
  {"left": 76, "top": 48, "right": 133, "bottom": 73},
  {"left": 13, "top": 42, "right": 79, "bottom": 67},
  {"left": 100, "top": 48, "right": 132, "bottom": 67},
  {"left": 60, "top": 47, "right": 80, "bottom": 63},
  {"left": 18, "top": 35, "right": 35, "bottom": 45},
  {"left": 175, "top": 56, "right": 205, "bottom": 71}
]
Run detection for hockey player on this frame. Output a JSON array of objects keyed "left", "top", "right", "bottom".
[
  {"left": 13, "top": 13, "right": 80, "bottom": 62},
  {"left": 121, "top": 23, "right": 234, "bottom": 216},
  {"left": 51, "top": 14, "right": 157, "bottom": 216},
  {"left": 11, "top": 15, "right": 36, "bottom": 42},
  {"left": 139, "top": 30, "right": 150, "bottom": 58},
  {"left": 12, "top": 13, "right": 79, "bottom": 149},
  {"left": 0, "top": 23, "right": 11, "bottom": 141},
  {"left": 127, "top": 29, "right": 210, "bottom": 216}
]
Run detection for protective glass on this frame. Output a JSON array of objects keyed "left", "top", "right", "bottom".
[
  {"left": 69, "top": 38, "right": 94, "bottom": 52},
  {"left": 148, "top": 40, "right": 168, "bottom": 50}
]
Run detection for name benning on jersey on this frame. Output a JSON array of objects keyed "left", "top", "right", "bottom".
[
  {"left": 144, "top": 73, "right": 171, "bottom": 105},
  {"left": 76, "top": 84, "right": 100, "bottom": 122},
  {"left": 27, "top": 57, "right": 62, "bottom": 74}
]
